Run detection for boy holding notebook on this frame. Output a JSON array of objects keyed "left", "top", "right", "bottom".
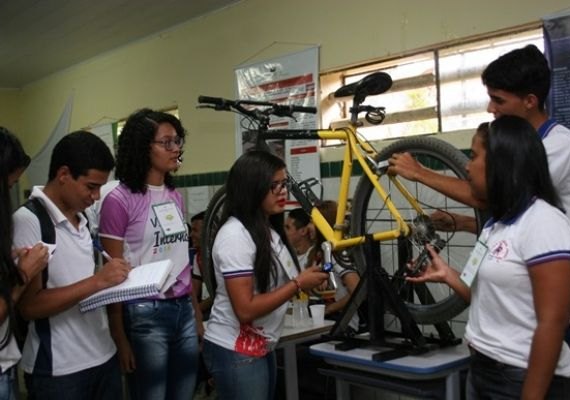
[{"left": 13, "top": 131, "right": 131, "bottom": 400}]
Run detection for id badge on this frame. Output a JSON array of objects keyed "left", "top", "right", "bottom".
[
  {"left": 152, "top": 201, "right": 186, "bottom": 236},
  {"left": 460, "top": 240, "right": 488, "bottom": 287}
]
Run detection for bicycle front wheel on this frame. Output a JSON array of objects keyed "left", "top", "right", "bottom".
[
  {"left": 200, "top": 185, "right": 227, "bottom": 299},
  {"left": 350, "top": 136, "right": 483, "bottom": 324}
]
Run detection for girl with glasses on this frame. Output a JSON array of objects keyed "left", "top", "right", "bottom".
[
  {"left": 99, "top": 109, "right": 201, "bottom": 400},
  {"left": 202, "top": 150, "right": 328, "bottom": 400}
]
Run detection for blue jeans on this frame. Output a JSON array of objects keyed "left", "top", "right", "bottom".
[
  {"left": 124, "top": 297, "right": 199, "bottom": 400},
  {"left": 0, "top": 367, "right": 16, "bottom": 400},
  {"left": 467, "top": 350, "right": 570, "bottom": 399},
  {"left": 24, "top": 354, "right": 121, "bottom": 400},
  {"left": 202, "top": 339, "right": 276, "bottom": 400}
]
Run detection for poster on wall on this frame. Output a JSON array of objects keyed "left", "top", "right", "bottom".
[
  {"left": 234, "top": 47, "right": 321, "bottom": 192},
  {"left": 544, "top": 9, "right": 570, "bottom": 128}
]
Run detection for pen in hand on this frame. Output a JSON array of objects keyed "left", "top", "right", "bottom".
[{"left": 92, "top": 240, "right": 113, "bottom": 262}]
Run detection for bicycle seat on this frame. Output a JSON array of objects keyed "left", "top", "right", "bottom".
[{"left": 334, "top": 72, "right": 393, "bottom": 101}]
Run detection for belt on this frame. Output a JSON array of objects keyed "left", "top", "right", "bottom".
[
  {"left": 469, "top": 346, "right": 507, "bottom": 368},
  {"left": 162, "top": 295, "right": 190, "bottom": 302},
  {"left": 126, "top": 294, "right": 190, "bottom": 305}
]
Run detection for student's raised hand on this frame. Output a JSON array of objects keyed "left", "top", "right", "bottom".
[
  {"left": 387, "top": 152, "right": 423, "bottom": 180},
  {"left": 96, "top": 259, "right": 131, "bottom": 289},
  {"left": 296, "top": 265, "right": 329, "bottom": 291},
  {"left": 405, "top": 245, "right": 451, "bottom": 284},
  {"left": 15, "top": 243, "right": 49, "bottom": 283}
]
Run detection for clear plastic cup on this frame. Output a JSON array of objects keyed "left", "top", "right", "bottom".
[{"left": 310, "top": 304, "right": 325, "bottom": 326}]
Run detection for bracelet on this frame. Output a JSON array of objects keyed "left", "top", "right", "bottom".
[{"left": 291, "top": 277, "right": 302, "bottom": 294}]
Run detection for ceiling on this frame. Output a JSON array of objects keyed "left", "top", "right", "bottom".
[{"left": 0, "top": 0, "right": 240, "bottom": 89}]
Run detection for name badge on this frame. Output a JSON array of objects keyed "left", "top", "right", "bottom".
[
  {"left": 152, "top": 201, "right": 186, "bottom": 236},
  {"left": 460, "top": 240, "right": 488, "bottom": 288}
]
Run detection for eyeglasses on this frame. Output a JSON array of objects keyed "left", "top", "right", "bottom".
[
  {"left": 270, "top": 178, "right": 292, "bottom": 195},
  {"left": 152, "top": 137, "right": 184, "bottom": 150}
]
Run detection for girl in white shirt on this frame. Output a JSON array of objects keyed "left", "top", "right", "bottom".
[
  {"left": 202, "top": 151, "right": 328, "bottom": 400},
  {"left": 408, "top": 117, "right": 570, "bottom": 399}
]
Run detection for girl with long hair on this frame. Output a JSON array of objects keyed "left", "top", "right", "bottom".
[
  {"left": 0, "top": 127, "right": 48, "bottom": 398},
  {"left": 408, "top": 116, "right": 570, "bottom": 399},
  {"left": 202, "top": 150, "right": 328, "bottom": 400}
]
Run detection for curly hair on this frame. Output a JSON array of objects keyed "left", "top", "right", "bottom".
[{"left": 116, "top": 109, "right": 186, "bottom": 193}]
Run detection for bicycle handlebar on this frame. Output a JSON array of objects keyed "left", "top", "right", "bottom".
[
  {"left": 197, "top": 96, "right": 317, "bottom": 119},
  {"left": 197, "top": 96, "right": 228, "bottom": 107}
]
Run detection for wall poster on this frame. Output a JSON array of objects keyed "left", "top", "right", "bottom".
[
  {"left": 234, "top": 47, "right": 321, "bottom": 204},
  {"left": 544, "top": 9, "right": 570, "bottom": 128}
]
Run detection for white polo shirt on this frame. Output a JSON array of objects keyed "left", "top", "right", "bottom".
[
  {"left": 465, "top": 199, "right": 570, "bottom": 376},
  {"left": 540, "top": 120, "right": 570, "bottom": 214},
  {"left": 204, "top": 217, "right": 295, "bottom": 356},
  {"left": 12, "top": 186, "right": 116, "bottom": 376},
  {"left": 0, "top": 321, "right": 20, "bottom": 373}
]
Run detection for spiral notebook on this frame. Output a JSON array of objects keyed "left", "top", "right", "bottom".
[{"left": 79, "top": 259, "right": 174, "bottom": 312}]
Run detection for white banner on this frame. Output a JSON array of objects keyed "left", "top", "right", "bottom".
[
  {"left": 234, "top": 47, "right": 321, "bottom": 190},
  {"left": 26, "top": 96, "right": 73, "bottom": 186}
]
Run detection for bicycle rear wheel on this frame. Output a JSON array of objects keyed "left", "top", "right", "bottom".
[
  {"left": 200, "top": 186, "right": 226, "bottom": 299},
  {"left": 350, "top": 136, "right": 483, "bottom": 324}
]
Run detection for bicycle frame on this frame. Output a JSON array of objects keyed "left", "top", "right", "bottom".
[
  {"left": 198, "top": 74, "right": 478, "bottom": 327},
  {"left": 259, "top": 125, "right": 425, "bottom": 251}
]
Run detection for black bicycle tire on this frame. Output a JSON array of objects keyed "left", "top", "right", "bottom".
[
  {"left": 350, "top": 136, "right": 483, "bottom": 324},
  {"left": 200, "top": 185, "right": 227, "bottom": 300}
]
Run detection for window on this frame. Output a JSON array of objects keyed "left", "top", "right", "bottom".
[{"left": 321, "top": 26, "right": 543, "bottom": 144}]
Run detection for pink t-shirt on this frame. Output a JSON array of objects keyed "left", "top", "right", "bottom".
[{"left": 99, "top": 183, "right": 192, "bottom": 298}]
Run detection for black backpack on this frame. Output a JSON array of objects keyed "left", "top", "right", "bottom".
[{"left": 14, "top": 198, "right": 55, "bottom": 349}]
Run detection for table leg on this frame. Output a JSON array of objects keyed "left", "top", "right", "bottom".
[
  {"left": 283, "top": 343, "right": 299, "bottom": 400},
  {"left": 336, "top": 377, "right": 351, "bottom": 400},
  {"left": 445, "top": 370, "right": 460, "bottom": 400}
]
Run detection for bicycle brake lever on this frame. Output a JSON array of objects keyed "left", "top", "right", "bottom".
[{"left": 365, "top": 156, "right": 389, "bottom": 174}]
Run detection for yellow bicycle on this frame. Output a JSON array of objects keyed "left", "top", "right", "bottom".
[{"left": 198, "top": 72, "right": 482, "bottom": 324}]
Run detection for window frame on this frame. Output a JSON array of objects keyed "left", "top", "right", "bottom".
[{"left": 320, "top": 22, "right": 543, "bottom": 146}]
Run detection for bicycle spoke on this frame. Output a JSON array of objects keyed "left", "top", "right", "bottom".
[{"left": 351, "top": 137, "right": 482, "bottom": 324}]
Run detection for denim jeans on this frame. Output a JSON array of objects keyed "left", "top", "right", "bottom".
[
  {"left": 0, "top": 367, "right": 16, "bottom": 400},
  {"left": 124, "top": 297, "right": 199, "bottom": 400},
  {"left": 24, "top": 354, "right": 122, "bottom": 400},
  {"left": 467, "top": 350, "right": 570, "bottom": 399},
  {"left": 202, "top": 339, "right": 276, "bottom": 400}
]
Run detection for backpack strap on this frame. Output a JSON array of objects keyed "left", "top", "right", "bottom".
[
  {"left": 17, "top": 198, "right": 55, "bottom": 352},
  {"left": 22, "top": 198, "right": 55, "bottom": 245},
  {"left": 21, "top": 197, "right": 53, "bottom": 287}
]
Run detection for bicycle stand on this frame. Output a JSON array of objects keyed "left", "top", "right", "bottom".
[{"left": 326, "top": 235, "right": 461, "bottom": 361}]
